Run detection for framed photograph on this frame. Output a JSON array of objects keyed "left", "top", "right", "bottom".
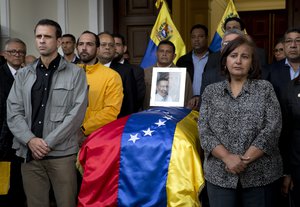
[{"left": 150, "top": 67, "right": 186, "bottom": 107}]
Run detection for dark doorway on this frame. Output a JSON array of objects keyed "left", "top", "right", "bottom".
[{"left": 239, "top": 10, "right": 288, "bottom": 63}]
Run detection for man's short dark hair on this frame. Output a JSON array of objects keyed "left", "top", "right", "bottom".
[
  {"left": 284, "top": 28, "right": 300, "bottom": 38},
  {"left": 112, "top": 33, "right": 126, "bottom": 45},
  {"left": 98, "top": 32, "right": 113, "bottom": 38},
  {"left": 157, "top": 40, "right": 176, "bottom": 54},
  {"left": 62, "top": 34, "right": 76, "bottom": 43},
  {"left": 223, "top": 17, "right": 245, "bottom": 31},
  {"left": 77, "top": 30, "right": 100, "bottom": 47},
  {"left": 5, "top": 38, "right": 27, "bottom": 50},
  {"left": 156, "top": 77, "right": 169, "bottom": 86},
  {"left": 190, "top": 24, "right": 208, "bottom": 37},
  {"left": 34, "top": 19, "right": 62, "bottom": 38}
]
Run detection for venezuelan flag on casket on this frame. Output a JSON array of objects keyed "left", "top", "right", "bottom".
[{"left": 77, "top": 107, "right": 204, "bottom": 207}]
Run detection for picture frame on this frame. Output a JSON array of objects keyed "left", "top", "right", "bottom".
[{"left": 150, "top": 67, "right": 186, "bottom": 107}]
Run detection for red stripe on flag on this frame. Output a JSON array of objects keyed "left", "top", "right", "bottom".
[{"left": 78, "top": 116, "right": 130, "bottom": 207}]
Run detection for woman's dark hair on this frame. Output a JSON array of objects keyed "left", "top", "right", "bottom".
[{"left": 220, "top": 36, "right": 261, "bottom": 81}]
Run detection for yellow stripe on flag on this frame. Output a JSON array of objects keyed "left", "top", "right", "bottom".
[
  {"left": 0, "top": 161, "right": 11, "bottom": 195},
  {"left": 166, "top": 110, "right": 205, "bottom": 206}
]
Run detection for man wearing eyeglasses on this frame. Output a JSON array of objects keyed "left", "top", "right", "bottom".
[
  {"left": 97, "top": 32, "right": 137, "bottom": 117},
  {"left": 267, "top": 28, "right": 300, "bottom": 102},
  {"left": 266, "top": 27, "right": 300, "bottom": 207},
  {"left": 273, "top": 38, "right": 286, "bottom": 62},
  {"left": 0, "top": 38, "right": 26, "bottom": 206}
]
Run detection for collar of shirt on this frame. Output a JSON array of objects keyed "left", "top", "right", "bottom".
[
  {"left": 285, "top": 58, "right": 300, "bottom": 80},
  {"left": 192, "top": 50, "right": 209, "bottom": 61},
  {"left": 222, "top": 79, "right": 251, "bottom": 97},
  {"left": 155, "top": 93, "right": 171, "bottom": 102},
  {"left": 7, "top": 63, "right": 18, "bottom": 77},
  {"left": 104, "top": 61, "right": 112, "bottom": 68},
  {"left": 156, "top": 63, "right": 173, "bottom": 68},
  {"left": 37, "top": 54, "right": 61, "bottom": 71}
]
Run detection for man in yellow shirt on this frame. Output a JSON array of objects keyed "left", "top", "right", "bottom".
[{"left": 77, "top": 30, "right": 123, "bottom": 136}]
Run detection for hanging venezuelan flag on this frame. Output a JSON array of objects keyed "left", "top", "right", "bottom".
[
  {"left": 209, "top": 0, "right": 240, "bottom": 52},
  {"left": 77, "top": 107, "right": 204, "bottom": 207},
  {"left": 140, "top": 0, "right": 186, "bottom": 69}
]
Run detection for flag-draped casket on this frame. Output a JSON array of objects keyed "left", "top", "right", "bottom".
[{"left": 78, "top": 107, "right": 204, "bottom": 207}]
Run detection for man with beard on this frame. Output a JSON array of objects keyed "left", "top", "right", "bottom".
[
  {"left": 98, "top": 32, "right": 137, "bottom": 117},
  {"left": 77, "top": 31, "right": 123, "bottom": 136},
  {"left": 112, "top": 33, "right": 145, "bottom": 111},
  {"left": 176, "top": 24, "right": 210, "bottom": 109}
]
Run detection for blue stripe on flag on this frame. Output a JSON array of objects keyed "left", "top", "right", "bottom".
[
  {"left": 209, "top": 32, "right": 223, "bottom": 53},
  {"left": 140, "top": 39, "right": 158, "bottom": 69},
  {"left": 117, "top": 107, "right": 190, "bottom": 206}
]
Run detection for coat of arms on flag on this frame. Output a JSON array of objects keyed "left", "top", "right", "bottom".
[{"left": 140, "top": 0, "right": 186, "bottom": 69}]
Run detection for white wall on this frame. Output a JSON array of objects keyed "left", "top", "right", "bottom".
[{"left": 0, "top": 0, "right": 112, "bottom": 57}]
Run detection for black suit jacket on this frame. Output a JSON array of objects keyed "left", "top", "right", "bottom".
[
  {"left": 176, "top": 51, "right": 195, "bottom": 82},
  {"left": 110, "top": 60, "right": 137, "bottom": 117},
  {"left": 282, "top": 78, "right": 300, "bottom": 172},
  {"left": 267, "top": 59, "right": 293, "bottom": 174},
  {"left": 266, "top": 59, "right": 291, "bottom": 104},
  {"left": 123, "top": 61, "right": 146, "bottom": 111},
  {"left": 200, "top": 51, "right": 224, "bottom": 95},
  {"left": 0, "top": 64, "right": 16, "bottom": 160}
]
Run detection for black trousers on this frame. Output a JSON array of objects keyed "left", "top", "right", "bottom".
[
  {"left": 291, "top": 165, "right": 300, "bottom": 207},
  {"left": 206, "top": 180, "right": 280, "bottom": 207}
]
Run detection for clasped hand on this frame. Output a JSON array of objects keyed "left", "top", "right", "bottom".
[
  {"left": 28, "top": 137, "right": 51, "bottom": 160},
  {"left": 223, "top": 154, "right": 250, "bottom": 174}
]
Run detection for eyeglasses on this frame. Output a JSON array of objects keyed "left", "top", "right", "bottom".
[
  {"left": 5, "top": 50, "right": 26, "bottom": 56},
  {"left": 284, "top": 38, "right": 300, "bottom": 45},
  {"left": 273, "top": 48, "right": 284, "bottom": 53},
  {"left": 221, "top": 41, "right": 230, "bottom": 47}
]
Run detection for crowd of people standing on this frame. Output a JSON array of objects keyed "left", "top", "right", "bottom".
[{"left": 0, "top": 17, "right": 299, "bottom": 207}]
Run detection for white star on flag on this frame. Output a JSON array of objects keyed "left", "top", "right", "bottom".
[
  {"left": 155, "top": 119, "right": 166, "bottom": 127},
  {"left": 163, "top": 115, "right": 173, "bottom": 120},
  {"left": 143, "top": 128, "right": 154, "bottom": 136},
  {"left": 128, "top": 133, "right": 140, "bottom": 143}
]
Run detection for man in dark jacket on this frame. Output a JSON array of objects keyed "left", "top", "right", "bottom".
[
  {"left": 112, "top": 33, "right": 146, "bottom": 111},
  {"left": 98, "top": 32, "right": 137, "bottom": 117},
  {"left": 0, "top": 38, "right": 27, "bottom": 207},
  {"left": 176, "top": 24, "right": 210, "bottom": 109}
]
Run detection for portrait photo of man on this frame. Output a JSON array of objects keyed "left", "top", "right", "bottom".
[
  {"left": 150, "top": 68, "right": 186, "bottom": 107},
  {"left": 155, "top": 77, "right": 173, "bottom": 102}
]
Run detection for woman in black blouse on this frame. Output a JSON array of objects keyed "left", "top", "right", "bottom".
[{"left": 199, "top": 36, "right": 282, "bottom": 207}]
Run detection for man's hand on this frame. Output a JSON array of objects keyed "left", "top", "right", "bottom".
[
  {"left": 187, "top": 96, "right": 200, "bottom": 110},
  {"left": 27, "top": 137, "right": 50, "bottom": 160},
  {"left": 281, "top": 175, "right": 293, "bottom": 196}
]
